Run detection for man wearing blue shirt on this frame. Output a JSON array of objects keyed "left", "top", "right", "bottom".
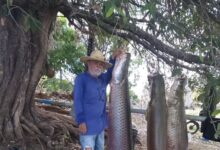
[{"left": 73, "top": 49, "right": 123, "bottom": 150}]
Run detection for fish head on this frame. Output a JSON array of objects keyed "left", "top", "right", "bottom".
[
  {"left": 148, "top": 73, "right": 166, "bottom": 102},
  {"left": 167, "top": 75, "right": 187, "bottom": 106},
  {"left": 112, "top": 53, "right": 131, "bottom": 84},
  {"left": 171, "top": 75, "right": 186, "bottom": 94},
  {"left": 148, "top": 73, "right": 165, "bottom": 93}
]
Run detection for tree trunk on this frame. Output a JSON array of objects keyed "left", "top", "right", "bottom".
[{"left": 0, "top": 2, "right": 78, "bottom": 149}]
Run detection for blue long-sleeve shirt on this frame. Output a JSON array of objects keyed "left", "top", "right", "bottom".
[{"left": 73, "top": 58, "right": 115, "bottom": 135}]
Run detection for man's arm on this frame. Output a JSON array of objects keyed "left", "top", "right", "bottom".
[
  {"left": 102, "top": 49, "right": 125, "bottom": 83},
  {"left": 73, "top": 75, "right": 88, "bottom": 134},
  {"left": 102, "top": 57, "right": 116, "bottom": 83},
  {"left": 73, "top": 75, "right": 85, "bottom": 125}
]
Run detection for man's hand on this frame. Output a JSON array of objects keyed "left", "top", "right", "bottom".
[
  {"left": 112, "top": 48, "right": 125, "bottom": 59},
  {"left": 79, "top": 123, "right": 87, "bottom": 134}
]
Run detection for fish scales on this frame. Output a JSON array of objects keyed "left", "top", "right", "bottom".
[
  {"left": 147, "top": 73, "right": 168, "bottom": 150},
  {"left": 108, "top": 53, "right": 133, "bottom": 150},
  {"left": 167, "top": 76, "right": 188, "bottom": 150}
]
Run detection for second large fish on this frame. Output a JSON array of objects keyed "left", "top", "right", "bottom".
[
  {"left": 167, "top": 76, "right": 188, "bottom": 150},
  {"left": 147, "top": 73, "right": 168, "bottom": 150},
  {"left": 108, "top": 53, "right": 133, "bottom": 150}
]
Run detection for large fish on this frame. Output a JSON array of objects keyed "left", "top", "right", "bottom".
[
  {"left": 108, "top": 53, "right": 133, "bottom": 150},
  {"left": 147, "top": 73, "right": 168, "bottom": 150},
  {"left": 167, "top": 76, "right": 188, "bottom": 150}
]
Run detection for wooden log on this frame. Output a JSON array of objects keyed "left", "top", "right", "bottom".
[
  {"left": 35, "top": 98, "right": 206, "bottom": 122},
  {"left": 37, "top": 105, "right": 70, "bottom": 115}
]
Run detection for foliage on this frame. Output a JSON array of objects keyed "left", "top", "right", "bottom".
[
  {"left": 48, "top": 17, "right": 86, "bottom": 75},
  {"left": 191, "top": 73, "right": 220, "bottom": 115},
  {"left": 129, "top": 57, "right": 143, "bottom": 87},
  {"left": 145, "top": 0, "right": 220, "bottom": 57},
  {"left": 103, "top": 0, "right": 127, "bottom": 18},
  {"left": 77, "top": 0, "right": 220, "bottom": 72},
  {"left": 212, "top": 109, "right": 220, "bottom": 117},
  {"left": 171, "top": 67, "right": 183, "bottom": 77},
  {"left": 129, "top": 89, "right": 139, "bottom": 105},
  {"left": 39, "top": 76, "right": 73, "bottom": 94},
  {"left": 38, "top": 17, "right": 86, "bottom": 94}
]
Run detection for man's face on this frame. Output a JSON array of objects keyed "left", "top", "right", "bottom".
[{"left": 87, "top": 60, "right": 105, "bottom": 77}]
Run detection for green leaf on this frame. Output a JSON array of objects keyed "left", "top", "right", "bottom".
[
  {"left": 199, "top": 55, "right": 204, "bottom": 62},
  {"left": 117, "top": 7, "right": 125, "bottom": 17},
  {"left": 141, "top": 4, "right": 149, "bottom": 12},
  {"left": 212, "top": 109, "right": 220, "bottom": 116},
  {"left": 112, "top": 0, "right": 122, "bottom": 7},
  {"left": 148, "top": 1, "right": 156, "bottom": 15},
  {"left": 106, "top": 6, "right": 115, "bottom": 17},
  {"left": 141, "top": 1, "right": 157, "bottom": 16},
  {"left": 103, "top": 1, "right": 113, "bottom": 16},
  {"left": 172, "top": 68, "right": 182, "bottom": 77}
]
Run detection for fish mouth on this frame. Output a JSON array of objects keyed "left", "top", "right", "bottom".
[{"left": 112, "top": 53, "right": 130, "bottom": 84}]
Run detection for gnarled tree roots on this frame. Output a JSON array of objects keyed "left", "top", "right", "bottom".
[{"left": 1, "top": 108, "right": 80, "bottom": 150}]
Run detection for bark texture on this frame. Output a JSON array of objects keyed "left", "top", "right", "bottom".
[{"left": 0, "top": 1, "right": 79, "bottom": 149}]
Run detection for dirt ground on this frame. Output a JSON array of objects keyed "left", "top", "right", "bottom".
[
  {"left": 188, "top": 132, "right": 220, "bottom": 150},
  {"left": 15, "top": 93, "right": 219, "bottom": 150},
  {"left": 3, "top": 112, "right": 219, "bottom": 150},
  {"left": 132, "top": 108, "right": 220, "bottom": 150}
]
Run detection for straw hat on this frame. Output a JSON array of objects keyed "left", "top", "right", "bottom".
[{"left": 80, "top": 50, "right": 112, "bottom": 69}]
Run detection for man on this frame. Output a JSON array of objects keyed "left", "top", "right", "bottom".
[{"left": 73, "top": 49, "right": 123, "bottom": 150}]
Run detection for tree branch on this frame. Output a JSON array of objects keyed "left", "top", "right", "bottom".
[{"left": 67, "top": 9, "right": 220, "bottom": 67}]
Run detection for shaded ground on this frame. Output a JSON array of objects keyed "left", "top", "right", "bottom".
[
  {"left": 188, "top": 127, "right": 220, "bottom": 150},
  {"left": 132, "top": 107, "right": 220, "bottom": 150},
  {"left": 2, "top": 116, "right": 219, "bottom": 150},
  {"left": 30, "top": 93, "right": 220, "bottom": 150}
]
